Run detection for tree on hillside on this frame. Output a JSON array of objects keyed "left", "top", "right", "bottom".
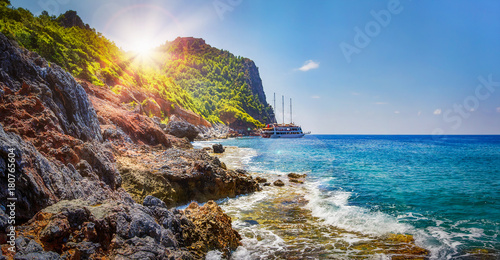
[{"left": 0, "top": 0, "right": 10, "bottom": 7}]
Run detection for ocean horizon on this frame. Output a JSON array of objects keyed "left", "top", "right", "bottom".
[{"left": 197, "top": 134, "right": 500, "bottom": 259}]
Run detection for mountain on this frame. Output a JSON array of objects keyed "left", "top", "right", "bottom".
[
  {"left": 0, "top": 2, "right": 264, "bottom": 258},
  {"left": 0, "top": 5, "right": 275, "bottom": 129},
  {"left": 159, "top": 37, "right": 275, "bottom": 129}
]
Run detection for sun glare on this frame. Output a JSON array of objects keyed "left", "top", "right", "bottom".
[
  {"left": 132, "top": 40, "right": 154, "bottom": 56},
  {"left": 128, "top": 39, "right": 161, "bottom": 67}
]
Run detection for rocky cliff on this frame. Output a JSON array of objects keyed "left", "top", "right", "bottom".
[
  {"left": 161, "top": 37, "right": 276, "bottom": 129},
  {"left": 0, "top": 32, "right": 260, "bottom": 259}
]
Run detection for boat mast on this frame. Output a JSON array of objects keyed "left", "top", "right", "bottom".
[
  {"left": 282, "top": 95, "right": 284, "bottom": 125},
  {"left": 290, "top": 98, "right": 292, "bottom": 124},
  {"left": 273, "top": 92, "right": 278, "bottom": 123}
]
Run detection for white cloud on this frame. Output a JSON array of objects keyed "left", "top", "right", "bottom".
[
  {"left": 311, "top": 95, "right": 320, "bottom": 99},
  {"left": 434, "top": 109, "right": 442, "bottom": 115},
  {"left": 417, "top": 111, "right": 422, "bottom": 116},
  {"left": 497, "top": 107, "right": 500, "bottom": 113},
  {"left": 374, "top": 102, "right": 388, "bottom": 105},
  {"left": 394, "top": 111, "right": 400, "bottom": 114},
  {"left": 352, "top": 92, "right": 360, "bottom": 96},
  {"left": 298, "top": 60, "right": 319, "bottom": 71}
]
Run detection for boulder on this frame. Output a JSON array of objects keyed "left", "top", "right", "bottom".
[
  {"left": 273, "top": 180, "right": 285, "bottom": 187},
  {"left": 165, "top": 118, "right": 200, "bottom": 142},
  {"left": 183, "top": 201, "right": 241, "bottom": 257},
  {"left": 212, "top": 144, "right": 225, "bottom": 153},
  {"left": 255, "top": 176, "right": 267, "bottom": 183}
]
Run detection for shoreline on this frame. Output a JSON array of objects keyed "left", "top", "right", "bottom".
[{"left": 200, "top": 142, "right": 431, "bottom": 259}]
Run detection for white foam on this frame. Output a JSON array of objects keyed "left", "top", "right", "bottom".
[
  {"left": 304, "top": 181, "right": 412, "bottom": 236},
  {"left": 205, "top": 250, "right": 223, "bottom": 260}
]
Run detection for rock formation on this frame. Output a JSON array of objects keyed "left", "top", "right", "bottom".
[
  {"left": 212, "top": 144, "right": 225, "bottom": 153},
  {"left": 165, "top": 116, "right": 200, "bottom": 142},
  {"left": 0, "top": 33, "right": 122, "bottom": 222},
  {"left": 0, "top": 32, "right": 259, "bottom": 259}
]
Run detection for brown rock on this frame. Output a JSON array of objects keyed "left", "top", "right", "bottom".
[
  {"left": 273, "top": 180, "right": 285, "bottom": 187},
  {"left": 255, "top": 176, "right": 267, "bottom": 183},
  {"left": 289, "top": 179, "right": 304, "bottom": 184},
  {"left": 288, "top": 172, "right": 307, "bottom": 179},
  {"left": 183, "top": 201, "right": 241, "bottom": 257},
  {"left": 117, "top": 148, "right": 260, "bottom": 206}
]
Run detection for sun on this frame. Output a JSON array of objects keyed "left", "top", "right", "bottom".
[
  {"left": 128, "top": 39, "right": 161, "bottom": 67},
  {"left": 132, "top": 40, "right": 153, "bottom": 56}
]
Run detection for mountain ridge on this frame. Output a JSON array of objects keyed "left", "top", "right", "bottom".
[{"left": 0, "top": 6, "right": 275, "bottom": 130}]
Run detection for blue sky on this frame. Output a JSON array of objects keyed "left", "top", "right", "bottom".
[{"left": 15, "top": 0, "right": 500, "bottom": 134}]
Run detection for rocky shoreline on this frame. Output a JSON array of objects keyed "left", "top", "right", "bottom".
[
  {"left": 0, "top": 32, "right": 259, "bottom": 259},
  {"left": 203, "top": 143, "right": 432, "bottom": 259}
]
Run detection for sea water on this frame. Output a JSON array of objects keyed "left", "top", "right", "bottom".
[{"left": 197, "top": 135, "right": 500, "bottom": 259}]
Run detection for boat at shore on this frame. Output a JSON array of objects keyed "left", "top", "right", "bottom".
[{"left": 261, "top": 123, "right": 306, "bottom": 138}]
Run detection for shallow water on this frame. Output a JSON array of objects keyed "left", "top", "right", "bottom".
[{"left": 197, "top": 135, "right": 500, "bottom": 259}]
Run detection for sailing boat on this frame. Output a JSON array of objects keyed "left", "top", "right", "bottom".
[{"left": 261, "top": 95, "right": 306, "bottom": 138}]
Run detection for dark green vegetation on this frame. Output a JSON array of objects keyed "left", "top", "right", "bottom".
[
  {"left": 160, "top": 38, "right": 274, "bottom": 127},
  {"left": 0, "top": 2, "right": 274, "bottom": 128}
]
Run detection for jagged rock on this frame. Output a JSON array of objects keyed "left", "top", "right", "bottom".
[
  {"left": 0, "top": 125, "right": 124, "bottom": 221},
  {"left": 0, "top": 32, "right": 124, "bottom": 221},
  {"left": 118, "top": 148, "right": 260, "bottom": 206},
  {"left": 273, "top": 180, "right": 285, "bottom": 187},
  {"left": 165, "top": 117, "right": 200, "bottom": 142},
  {"left": 14, "top": 238, "right": 61, "bottom": 260},
  {"left": 143, "top": 195, "right": 166, "bottom": 208},
  {"left": 0, "top": 33, "right": 102, "bottom": 142},
  {"left": 16, "top": 198, "right": 239, "bottom": 259},
  {"left": 213, "top": 144, "right": 225, "bottom": 153},
  {"left": 183, "top": 201, "right": 241, "bottom": 257},
  {"left": 57, "top": 10, "right": 88, "bottom": 30}
]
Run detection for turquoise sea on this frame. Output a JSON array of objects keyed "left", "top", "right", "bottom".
[{"left": 198, "top": 135, "right": 500, "bottom": 259}]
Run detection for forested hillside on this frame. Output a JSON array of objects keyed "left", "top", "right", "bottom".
[
  {"left": 0, "top": 1, "right": 274, "bottom": 129},
  {"left": 159, "top": 37, "right": 275, "bottom": 128}
]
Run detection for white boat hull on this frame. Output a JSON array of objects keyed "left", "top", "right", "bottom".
[{"left": 270, "top": 134, "right": 305, "bottom": 138}]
